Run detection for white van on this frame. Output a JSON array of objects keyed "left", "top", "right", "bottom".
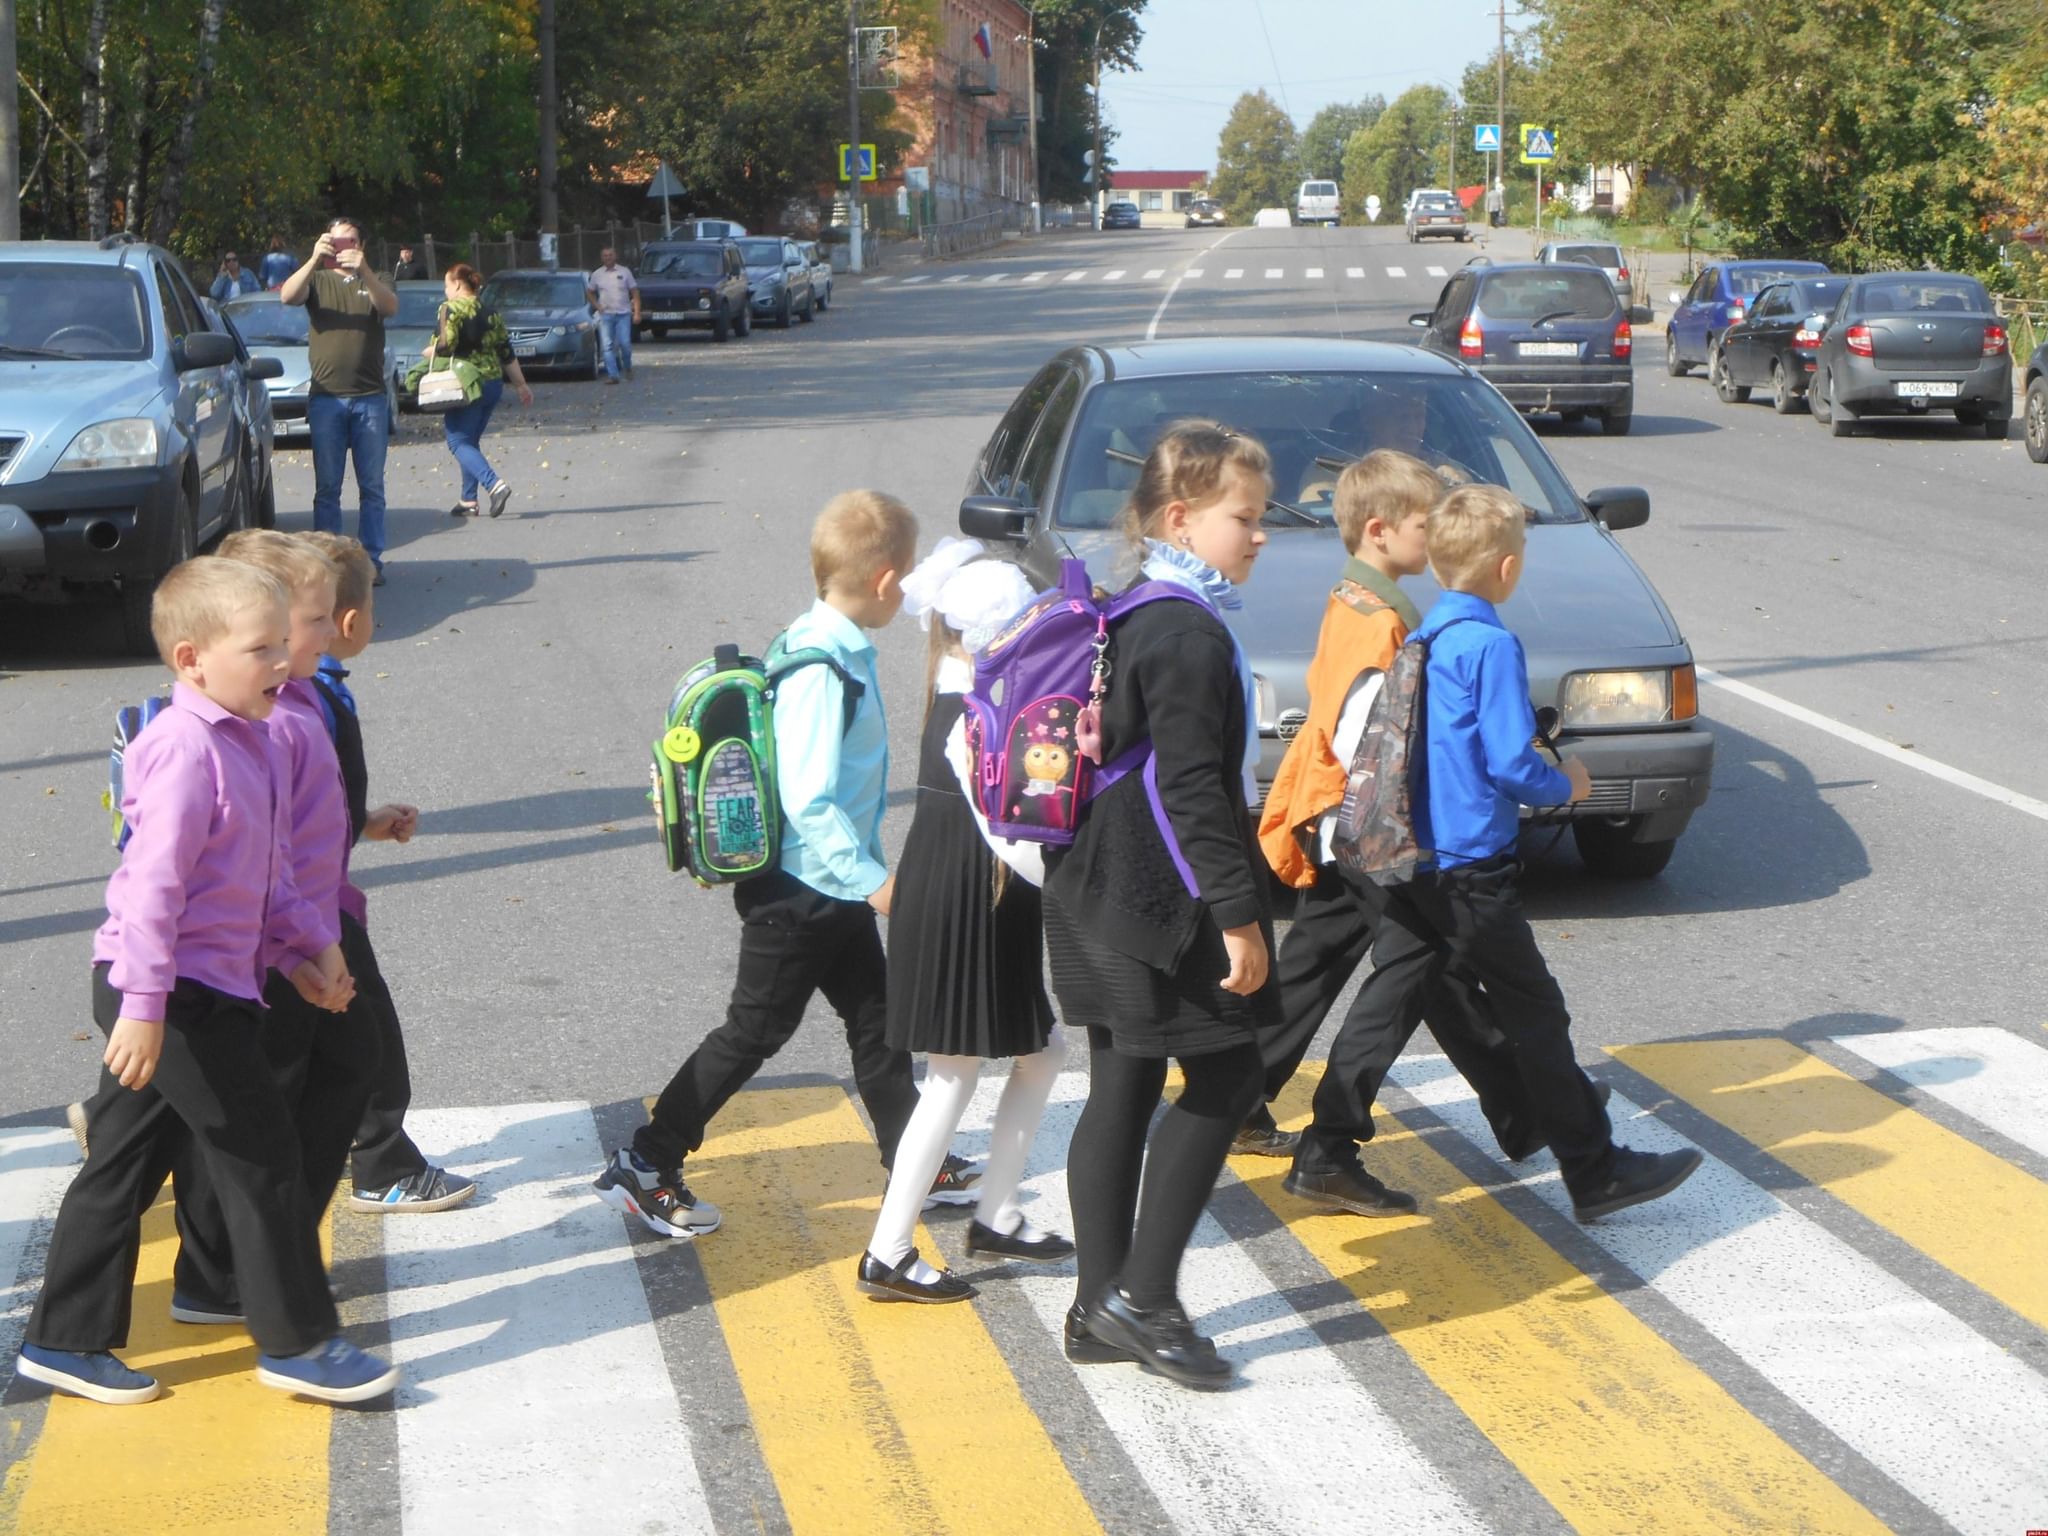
[{"left": 1295, "top": 180, "right": 1340, "bottom": 227}]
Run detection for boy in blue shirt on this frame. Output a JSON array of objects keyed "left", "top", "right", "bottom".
[
  {"left": 596, "top": 491, "right": 978, "bottom": 1238},
  {"left": 1289, "top": 485, "right": 1701, "bottom": 1222}
]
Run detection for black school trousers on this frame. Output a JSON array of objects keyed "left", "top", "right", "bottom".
[
  {"left": 1297, "top": 854, "right": 1616, "bottom": 1192},
  {"left": 1257, "top": 864, "right": 1547, "bottom": 1157},
  {"left": 28, "top": 969, "right": 338, "bottom": 1358},
  {"left": 344, "top": 912, "right": 431, "bottom": 1193},
  {"left": 635, "top": 869, "right": 918, "bottom": 1172}
]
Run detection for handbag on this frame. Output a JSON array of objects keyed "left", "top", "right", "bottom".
[{"left": 413, "top": 352, "right": 481, "bottom": 413}]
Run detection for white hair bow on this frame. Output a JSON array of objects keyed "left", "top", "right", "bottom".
[{"left": 901, "top": 536, "right": 1035, "bottom": 653}]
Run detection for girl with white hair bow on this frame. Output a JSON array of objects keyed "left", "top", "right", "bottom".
[{"left": 857, "top": 539, "right": 1076, "bottom": 1304}]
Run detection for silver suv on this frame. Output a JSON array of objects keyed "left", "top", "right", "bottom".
[{"left": 0, "top": 237, "right": 282, "bottom": 653}]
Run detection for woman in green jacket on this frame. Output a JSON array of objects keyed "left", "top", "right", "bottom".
[{"left": 430, "top": 263, "right": 533, "bottom": 517}]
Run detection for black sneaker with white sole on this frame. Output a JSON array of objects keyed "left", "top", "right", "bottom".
[
  {"left": 349, "top": 1165, "right": 479, "bottom": 1214},
  {"left": 923, "top": 1152, "right": 982, "bottom": 1209},
  {"left": 594, "top": 1147, "right": 723, "bottom": 1238}
]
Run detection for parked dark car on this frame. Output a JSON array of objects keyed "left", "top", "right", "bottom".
[
  {"left": 735, "top": 237, "right": 816, "bottom": 329},
  {"left": 1808, "top": 272, "right": 2012, "bottom": 439},
  {"left": 1710, "top": 276, "right": 1849, "bottom": 413},
  {"left": 1184, "top": 198, "right": 1226, "bottom": 229},
  {"left": 477, "top": 270, "right": 601, "bottom": 378},
  {"left": 1101, "top": 201, "right": 1142, "bottom": 230},
  {"left": 638, "top": 241, "right": 751, "bottom": 342},
  {"left": 1405, "top": 191, "right": 1469, "bottom": 243},
  {"left": 957, "top": 339, "right": 1714, "bottom": 877},
  {"left": 1665, "top": 259, "right": 1828, "bottom": 376},
  {"left": 1, "top": 237, "right": 283, "bottom": 653},
  {"left": 2025, "top": 340, "right": 2048, "bottom": 463},
  {"left": 1411, "top": 262, "right": 1634, "bottom": 433}
]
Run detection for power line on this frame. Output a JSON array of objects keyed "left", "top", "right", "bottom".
[{"left": 1249, "top": 0, "right": 1292, "bottom": 121}]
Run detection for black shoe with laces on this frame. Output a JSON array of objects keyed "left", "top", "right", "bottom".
[
  {"left": 1570, "top": 1146, "right": 1703, "bottom": 1222},
  {"left": 1082, "top": 1289, "right": 1233, "bottom": 1389},
  {"left": 1282, "top": 1160, "right": 1419, "bottom": 1217}
]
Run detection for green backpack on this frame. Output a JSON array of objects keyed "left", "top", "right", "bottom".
[{"left": 649, "top": 638, "right": 863, "bottom": 885}]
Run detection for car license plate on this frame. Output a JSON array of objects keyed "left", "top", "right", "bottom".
[
  {"left": 652, "top": 310, "right": 684, "bottom": 320},
  {"left": 1518, "top": 341, "right": 1578, "bottom": 358},
  {"left": 512, "top": 344, "right": 538, "bottom": 358},
  {"left": 1894, "top": 380, "right": 1959, "bottom": 398}
]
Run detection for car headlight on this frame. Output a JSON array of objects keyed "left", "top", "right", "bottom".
[
  {"left": 1557, "top": 666, "right": 1697, "bottom": 728},
  {"left": 548, "top": 325, "right": 566, "bottom": 337},
  {"left": 54, "top": 418, "right": 160, "bottom": 472},
  {"left": 763, "top": 273, "right": 785, "bottom": 288},
  {"left": 573, "top": 321, "right": 593, "bottom": 332},
  {"left": 697, "top": 296, "right": 711, "bottom": 310}
]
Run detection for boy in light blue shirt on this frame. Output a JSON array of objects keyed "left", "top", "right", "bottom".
[{"left": 597, "top": 492, "right": 977, "bottom": 1238}]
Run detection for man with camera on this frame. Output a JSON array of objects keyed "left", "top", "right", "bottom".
[{"left": 281, "top": 217, "right": 401, "bottom": 585}]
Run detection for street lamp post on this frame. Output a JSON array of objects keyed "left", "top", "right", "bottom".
[
  {"left": 846, "top": 0, "right": 864, "bottom": 274},
  {"left": 1024, "top": 7, "right": 1040, "bottom": 233}
]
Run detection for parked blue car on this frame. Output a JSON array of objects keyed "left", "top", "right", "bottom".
[{"left": 1665, "top": 259, "right": 1829, "bottom": 377}]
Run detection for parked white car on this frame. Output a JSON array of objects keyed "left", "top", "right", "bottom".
[{"left": 1295, "top": 180, "right": 1340, "bottom": 226}]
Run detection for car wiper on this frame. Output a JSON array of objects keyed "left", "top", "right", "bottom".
[
  {"left": 1263, "top": 499, "right": 1321, "bottom": 528},
  {"left": 1105, "top": 446, "right": 1144, "bottom": 467},
  {"left": 1526, "top": 309, "right": 1580, "bottom": 329},
  {"left": 0, "top": 343, "right": 79, "bottom": 360}
]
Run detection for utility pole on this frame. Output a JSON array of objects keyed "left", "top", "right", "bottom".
[
  {"left": 538, "top": 0, "right": 558, "bottom": 258},
  {"left": 1496, "top": 0, "right": 1506, "bottom": 230},
  {"left": 1090, "top": 25, "right": 1103, "bottom": 231},
  {"left": 0, "top": 0, "right": 19, "bottom": 240},
  {"left": 1024, "top": 7, "right": 1040, "bottom": 233},
  {"left": 847, "top": 0, "right": 864, "bottom": 273}
]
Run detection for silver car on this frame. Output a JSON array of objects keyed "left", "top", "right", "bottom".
[
  {"left": 1537, "top": 240, "right": 1634, "bottom": 312},
  {"left": 224, "top": 292, "right": 399, "bottom": 443},
  {"left": 957, "top": 338, "right": 1714, "bottom": 878},
  {"left": 736, "top": 237, "right": 816, "bottom": 329},
  {"left": 386, "top": 280, "right": 449, "bottom": 410},
  {"left": 797, "top": 241, "right": 834, "bottom": 312}
]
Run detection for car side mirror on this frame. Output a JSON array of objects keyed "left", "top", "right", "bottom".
[
  {"left": 248, "top": 356, "right": 284, "bottom": 381},
  {"left": 959, "top": 495, "right": 1033, "bottom": 544},
  {"left": 1667, "top": 290, "right": 1685, "bottom": 307},
  {"left": 1585, "top": 486, "right": 1650, "bottom": 531},
  {"left": 175, "top": 331, "right": 236, "bottom": 370},
  {"left": 1409, "top": 312, "right": 1431, "bottom": 328}
]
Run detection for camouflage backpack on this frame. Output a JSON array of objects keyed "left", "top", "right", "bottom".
[{"left": 1329, "top": 620, "right": 1467, "bottom": 885}]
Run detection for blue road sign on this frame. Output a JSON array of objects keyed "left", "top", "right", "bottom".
[
  {"left": 1521, "top": 125, "right": 1556, "bottom": 163},
  {"left": 1473, "top": 123, "right": 1502, "bottom": 153}
]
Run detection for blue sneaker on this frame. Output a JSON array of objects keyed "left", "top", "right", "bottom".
[
  {"left": 169, "top": 1291, "right": 245, "bottom": 1325},
  {"left": 255, "top": 1337, "right": 399, "bottom": 1404},
  {"left": 16, "top": 1343, "right": 161, "bottom": 1405}
]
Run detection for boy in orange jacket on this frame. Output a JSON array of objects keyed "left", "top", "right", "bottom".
[{"left": 1243, "top": 453, "right": 1560, "bottom": 1206}]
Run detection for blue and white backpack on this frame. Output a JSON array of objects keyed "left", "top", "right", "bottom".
[{"left": 104, "top": 696, "right": 172, "bottom": 850}]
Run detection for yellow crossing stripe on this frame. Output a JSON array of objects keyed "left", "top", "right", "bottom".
[
  {"left": 1240, "top": 1082, "right": 1887, "bottom": 1536},
  {"left": 1617, "top": 1037, "right": 2048, "bottom": 1331},
  {"left": 687, "top": 1086, "right": 1102, "bottom": 1536},
  {"left": 7, "top": 1189, "right": 332, "bottom": 1536}
]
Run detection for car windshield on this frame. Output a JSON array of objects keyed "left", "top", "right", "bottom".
[
  {"left": 1730, "top": 266, "right": 1822, "bottom": 296},
  {"left": 1053, "top": 371, "right": 1588, "bottom": 531},
  {"left": 1855, "top": 276, "right": 1990, "bottom": 314},
  {"left": 393, "top": 289, "right": 445, "bottom": 328},
  {"left": 737, "top": 240, "right": 786, "bottom": 265},
  {"left": 1303, "top": 183, "right": 1337, "bottom": 197},
  {"left": 647, "top": 249, "right": 725, "bottom": 277},
  {"left": 0, "top": 264, "right": 150, "bottom": 359},
  {"left": 482, "top": 276, "right": 585, "bottom": 308},
  {"left": 223, "top": 300, "right": 309, "bottom": 346},
  {"left": 1789, "top": 278, "right": 1847, "bottom": 313},
  {"left": 1416, "top": 196, "right": 1460, "bottom": 212},
  {"left": 1556, "top": 244, "right": 1621, "bottom": 267},
  {"left": 1479, "top": 269, "right": 1616, "bottom": 320}
]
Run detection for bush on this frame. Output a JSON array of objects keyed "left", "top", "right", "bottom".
[{"left": 1629, "top": 183, "right": 1680, "bottom": 224}]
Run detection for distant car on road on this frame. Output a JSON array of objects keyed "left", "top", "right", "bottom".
[
  {"left": 956, "top": 338, "right": 1712, "bottom": 877},
  {"left": 1, "top": 237, "right": 283, "bottom": 653},
  {"left": 1709, "top": 275, "right": 1848, "bottom": 413},
  {"left": 478, "top": 270, "right": 601, "bottom": 378},
  {"left": 1101, "top": 201, "right": 1142, "bottom": 230},
  {"left": 797, "top": 241, "right": 834, "bottom": 311},
  {"left": 224, "top": 292, "right": 400, "bottom": 442},
  {"left": 735, "top": 237, "right": 816, "bottom": 328},
  {"left": 638, "top": 240, "right": 751, "bottom": 342},
  {"left": 1665, "top": 259, "right": 1829, "bottom": 376},
  {"left": 1295, "top": 180, "right": 1340, "bottom": 227},
  {"left": 1411, "top": 261, "right": 1634, "bottom": 433},
  {"left": 1405, "top": 191, "right": 1468, "bottom": 243},
  {"left": 1184, "top": 197, "right": 1226, "bottom": 229},
  {"left": 2026, "top": 340, "right": 2048, "bottom": 463},
  {"left": 385, "top": 280, "right": 448, "bottom": 411},
  {"left": 1536, "top": 240, "right": 1632, "bottom": 311},
  {"left": 1808, "top": 271, "right": 2013, "bottom": 439},
  {"left": 1252, "top": 207, "right": 1292, "bottom": 229}
]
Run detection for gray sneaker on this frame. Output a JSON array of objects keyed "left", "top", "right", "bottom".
[
  {"left": 593, "top": 1148, "right": 722, "bottom": 1238},
  {"left": 349, "top": 1165, "right": 478, "bottom": 1214}
]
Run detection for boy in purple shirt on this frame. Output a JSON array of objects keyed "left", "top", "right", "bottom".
[{"left": 15, "top": 558, "right": 400, "bottom": 1407}]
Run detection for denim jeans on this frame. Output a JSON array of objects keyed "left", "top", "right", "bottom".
[
  {"left": 308, "top": 391, "right": 391, "bottom": 567},
  {"left": 597, "top": 312, "right": 633, "bottom": 379},
  {"left": 441, "top": 379, "right": 504, "bottom": 502}
]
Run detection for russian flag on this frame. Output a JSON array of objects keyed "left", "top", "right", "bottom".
[{"left": 973, "top": 21, "right": 992, "bottom": 58}]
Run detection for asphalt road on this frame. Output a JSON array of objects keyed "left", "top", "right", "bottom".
[{"left": 5, "top": 222, "right": 2041, "bottom": 1120}]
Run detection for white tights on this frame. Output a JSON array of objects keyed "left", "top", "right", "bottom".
[{"left": 868, "top": 1027, "right": 1068, "bottom": 1277}]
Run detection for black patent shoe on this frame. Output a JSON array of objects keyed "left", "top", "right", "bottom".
[
  {"left": 1064, "top": 1301, "right": 1127, "bottom": 1365},
  {"left": 1083, "top": 1290, "right": 1234, "bottom": 1389},
  {"left": 965, "top": 1220, "right": 1076, "bottom": 1264},
  {"left": 1570, "top": 1146, "right": 1703, "bottom": 1223},
  {"left": 1282, "top": 1160, "right": 1419, "bottom": 1217},
  {"left": 1503, "top": 1079, "right": 1615, "bottom": 1163},
  {"left": 856, "top": 1249, "right": 976, "bottom": 1304}
]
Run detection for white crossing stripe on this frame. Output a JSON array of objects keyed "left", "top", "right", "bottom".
[
  {"left": 1225, "top": 268, "right": 1245, "bottom": 280},
  {"left": 983, "top": 272, "right": 1009, "bottom": 284},
  {"left": 957, "top": 1073, "right": 1484, "bottom": 1536},
  {"left": 1347, "top": 266, "right": 1365, "bottom": 278},
  {"left": 1386, "top": 266, "right": 1407, "bottom": 278},
  {"left": 1426, "top": 265, "right": 1448, "bottom": 277},
  {"left": 901, "top": 275, "right": 930, "bottom": 284},
  {"left": 1831, "top": 1027, "right": 2048, "bottom": 1161},
  {"left": 1022, "top": 271, "right": 1048, "bottom": 284},
  {"left": 1305, "top": 267, "right": 1324, "bottom": 279},
  {"left": 383, "top": 1105, "right": 716, "bottom": 1534},
  {"left": 1103, "top": 270, "right": 1127, "bottom": 282},
  {"left": 941, "top": 275, "right": 970, "bottom": 285},
  {"left": 1143, "top": 269, "right": 1165, "bottom": 281},
  {"left": 864, "top": 275, "right": 891, "bottom": 285},
  {"left": 1394, "top": 1057, "right": 2048, "bottom": 1536},
  {"left": 0, "top": 1127, "right": 77, "bottom": 1373},
  {"left": 1062, "top": 270, "right": 1088, "bottom": 283},
  {"left": 1264, "top": 268, "right": 1283, "bottom": 279},
  {"left": 1185, "top": 269, "right": 1205, "bottom": 279}
]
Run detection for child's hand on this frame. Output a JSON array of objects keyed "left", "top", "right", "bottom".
[
  {"left": 1219, "top": 923, "right": 1270, "bottom": 996},
  {"left": 867, "top": 875, "right": 896, "bottom": 918},
  {"left": 105, "top": 1016, "right": 165, "bottom": 1091},
  {"left": 1563, "top": 757, "right": 1593, "bottom": 804},
  {"left": 292, "top": 944, "right": 356, "bottom": 1012},
  {"left": 365, "top": 803, "right": 420, "bottom": 843}
]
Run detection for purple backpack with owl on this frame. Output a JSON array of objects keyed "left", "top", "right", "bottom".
[{"left": 963, "top": 558, "right": 1208, "bottom": 847}]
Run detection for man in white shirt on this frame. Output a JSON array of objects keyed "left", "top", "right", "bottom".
[{"left": 585, "top": 249, "right": 641, "bottom": 384}]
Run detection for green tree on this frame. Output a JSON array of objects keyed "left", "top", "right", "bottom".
[
  {"left": 1297, "top": 97, "right": 1383, "bottom": 182},
  {"left": 1032, "top": 0, "right": 1148, "bottom": 203},
  {"left": 1210, "top": 89, "right": 1296, "bottom": 222},
  {"left": 1340, "top": 84, "right": 1451, "bottom": 218}
]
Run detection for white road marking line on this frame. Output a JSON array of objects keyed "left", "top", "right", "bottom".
[
  {"left": 941, "top": 275, "right": 970, "bottom": 285},
  {"left": 1386, "top": 265, "right": 1407, "bottom": 278},
  {"left": 1143, "top": 269, "right": 1165, "bottom": 281},
  {"left": 901, "top": 275, "right": 930, "bottom": 285},
  {"left": 1185, "top": 268, "right": 1205, "bottom": 279},
  {"left": 1062, "top": 270, "right": 1089, "bottom": 283},
  {"left": 1305, "top": 267, "right": 1324, "bottom": 279},
  {"left": 956, "top": 1074, "right": 1483, "bottom": 1536},
  {"left": 982, "top": 272, "right": 1009, "bottom": 283},
  {"left": 0, "top": 1128, "right": 77, "bottom": 1376},
  {"left": 384, "top": 1105, "right": 715, "bottom": 1534},
  {"left": 1103, "top": 270, "right": 1127, "bottom": 282},
  {"left": 1696, "top": 667, "right": 2048, "bottom": 824},
  {"left": 1831, "top": 1027, "right": 2048, "bottom": 1160},
  {"left": 1394, "top": 1059, "right": 2048, "bottom": 1536},
  {"left": 864, "top": 275, "right": 891, "bottom": 285},
  {"left": 1426, "top": 265, "right": 1447, "bottom": 277},
  {"left": 1225, "top": 268, "right": 1245, "bottom": 279},
  {"left": 1022, "top": 272, "right": 1048, "bottom": 284},
  {"left": 1264, "top": 268, "right": 1283, "bottom": 279},
  {"left": 1347, "top": 266, "right": 1365, "bottom": 278}
]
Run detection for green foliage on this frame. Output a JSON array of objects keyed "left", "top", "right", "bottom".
[
  {"left": 1209, "top": 89, "right": 1297, "bottom": 222},
  {"left": 1297, "top": 98, "right": 1384, "bottom": 183},
  {"left": 1340, "top": 84, "right": 1451, "bottom": 216},
  {"left": 1032, "top": 1, "right": 1148, "bottom": 202}
]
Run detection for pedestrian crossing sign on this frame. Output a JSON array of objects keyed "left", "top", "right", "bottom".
[
  {"left": 1473, "top": 123, "right": 1502, "bottom": 153},
  {"left": 1520, "top": 125, "right": 1556, "bottom": 164},
  {"left": 838, "top": 143, "right": 878, "bottom": 182}
]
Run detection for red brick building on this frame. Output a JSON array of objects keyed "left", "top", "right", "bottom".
[{"left": 880, "top": 1, "right": 1036, "bottom": 225}]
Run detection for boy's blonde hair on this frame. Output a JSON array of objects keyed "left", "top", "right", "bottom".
[
  {"left": 1334, "top": 450, "right": 1441, "bottom": 552},
  {"left": 810, "top": 490, "right": 919, "bottom": 595},
  {"left": 1427, "top": 484, "right": 1527, "bottom": 591},
  {"left": 297, "top": 531, "right": 375, "bottom": 613},
  {"left": 1118, "top": 419, "right": 1272, "bottom": 550},
  {"left": 150, "top": 556, "right": 289, "bottom": 668},
  {"left": 217, "top": 528, "right": 337, "bottom": 598}
]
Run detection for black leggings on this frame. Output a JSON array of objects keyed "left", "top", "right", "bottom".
[{"left": 1067, "top": 1028, "right": 1263, "bottom": 1311}]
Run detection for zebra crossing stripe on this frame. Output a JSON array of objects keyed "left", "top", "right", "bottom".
[
  {"left": 1305, "top": 268, "right": 1324, "bottom": 279},
  {"left": 0, "top": 1128, "right": 76, "bottom": 1380},
  {"left": 863, "top": 275, "right": 891, "bottom": 285},
  {"left": 1225, "top": 269, "right": 1244, "bottom": 280},
  {"left": 941, "top": 275, "right": 969, "bottom": 285},
  {"left": 1347, "top": 266, "right": 1365, "bottom": 278},
  {"left": 1264, "top": 268, "right": 1283, "bottom": 279},
  {"left": 1062, "top": 271, "right": 1088, "bottom": 283},
  {"left": 1185, "top": 269, "right": 1204, "bottom": 279},
  {"left": 1103, "top": 270, "right": 1126, "bottom": 282},
  {"left": 901, "top": 275, "right": 930, "bottom": 285},
  {"left": 381, "top": 1105, "right": 716, "bottom": 1534},
  {"left": 1617, "top": 1038, "right": 2048, "bottom": 1333},
  {"left": 1250, "top": 1077, "right": 1888, "bottom": 1536},
  {"left": 983, "top": 273, "right": 1009, "bottom": 284},
  {"left": 1142, "top": 269, "right": 1165, "bottom": 281},
  {"left": 1426, "top": 266, "right": 1447, "bottom": 277},
  {"left": 1395, "top": 1056, "right": 2048, "bottom": 1535},
  {"left": 1829, "top": 1026, "right": 2048, "bottom": 1161},
  {"left": 1386, "top": 266, "right": 1407, "bottom": 278},
  {"left": 1022, "top": 272, "right": 1047, "bottom": 284}
]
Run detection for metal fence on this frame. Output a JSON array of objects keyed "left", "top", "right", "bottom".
[
  {"left": 1997, "top": 297, "right": 2046, "bottom": 364},
  {"left": 362, "top": 219, "right": 891, "bottom": 280},
  {"left": 921, "top": 211, "right": 1006, "bottom": 261}
]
